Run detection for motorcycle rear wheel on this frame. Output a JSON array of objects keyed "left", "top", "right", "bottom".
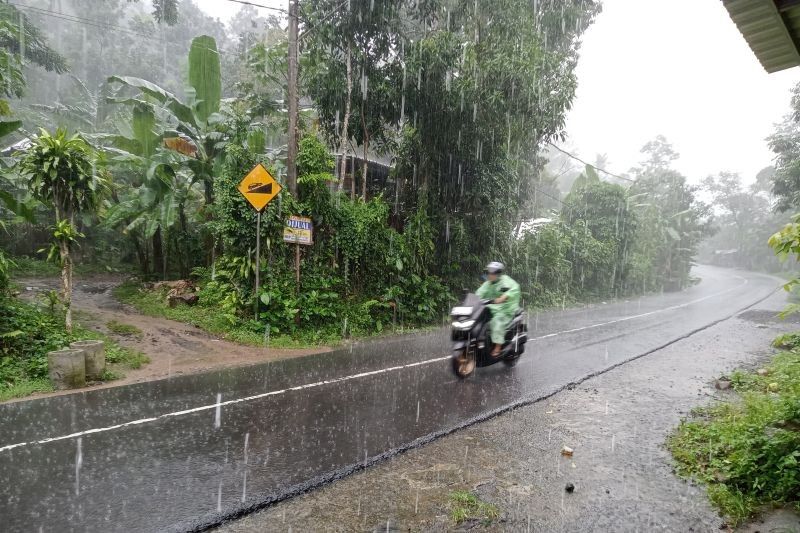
[{"left": 453, "top": 349, "right": 476, "bottom": 378}]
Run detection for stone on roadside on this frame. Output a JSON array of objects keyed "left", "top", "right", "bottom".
[
  {"left": 167, "top": 293, "right": 199, "bottom": 308},
  {"left": 715, "top": 378, "right": 731, "bottom": 390},
  {"left": 757, "top": 368, "right": 769, "bottom": 376}
]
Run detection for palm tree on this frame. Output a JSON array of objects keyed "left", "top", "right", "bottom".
[{"left": 21, "top": 129, "right": 104, "bottom": 331}]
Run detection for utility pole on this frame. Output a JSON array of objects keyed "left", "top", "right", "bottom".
[{"left": 287, "top": 0, "right": 299, "bottom": 196}]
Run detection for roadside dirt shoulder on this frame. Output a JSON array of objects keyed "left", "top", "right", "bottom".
[
  {"left": 12, "top": 277, "right": 331, "bottom": 402},
  {"left": 219, "top": 291, "right": 800, "bottom": 532}
]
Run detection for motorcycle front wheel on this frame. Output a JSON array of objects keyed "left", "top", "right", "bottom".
[{"left": 452, "top": 348, "right": 476, "bottom": 378}]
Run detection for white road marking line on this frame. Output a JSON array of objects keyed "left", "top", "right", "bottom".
[
  {"left": 0, "top": 275, "right": 757, "bottom": 453},
  {"left": 529, "top": 276, "right": 748, "bottom": 340},
  {"left": 0, "top": 356, "right": 451, "bottom": 453}
]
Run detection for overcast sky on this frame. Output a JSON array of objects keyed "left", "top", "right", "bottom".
[{"left": 194, "top": 0, "right": 800, "bottom": 183}]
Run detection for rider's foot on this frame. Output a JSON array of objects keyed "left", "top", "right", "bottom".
[{"left": 491, "top": 344, "right": 502, "bottom": 358}]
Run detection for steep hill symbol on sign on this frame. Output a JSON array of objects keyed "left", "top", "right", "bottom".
[{"left": 247, "top": 182, "right": 273, "bottom": 194}]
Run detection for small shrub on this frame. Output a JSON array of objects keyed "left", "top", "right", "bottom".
[
  {"left": 668, "top": 348, "right": 800, "bottom": 526},
  {"left": 106, "top": 320, "right": 143, "bottom": 338},
  {"left": 773, "top": 332, "right": 800, "bottom": 350},
  {"left": 448, "top": 490, "right": 500, "bottom": 526}
]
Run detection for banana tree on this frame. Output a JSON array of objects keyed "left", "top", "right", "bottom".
[
  {"left": 107, "top": 35, "right": 224, "bottom": 206},
  {"left": 100, "top": 98, "right": 199, "bottom": 278}
]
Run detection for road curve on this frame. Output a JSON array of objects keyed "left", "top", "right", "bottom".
[{"left": 0, "top": 266, "right": 779, "bottom": 532}]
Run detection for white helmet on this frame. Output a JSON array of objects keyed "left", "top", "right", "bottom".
[{"left": 485, "top": 261, "right": 505, "bottom": 275}]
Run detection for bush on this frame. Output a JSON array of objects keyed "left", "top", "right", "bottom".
[
  {"left": 668, "top": 345, "right": 800, "bottom": 525},
  {"left": 0, "top": 297, "right": 149, "bottom": 398}
]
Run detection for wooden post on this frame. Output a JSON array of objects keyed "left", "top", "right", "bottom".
[
  {"left": 295, "top": 242, "right": 301, "bottom": 325},
  {"left": 295, "top": 242, "right": 300, "bottom": 286}
]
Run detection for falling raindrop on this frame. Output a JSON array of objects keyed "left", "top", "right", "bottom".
[
  {"left": 241, "top": 432, "right": 249, "bottom": 502},
  {"left": 214, "top": 393, "right": 222, "bottom": 429},
  {"left": 75, "top": 437, "right": 82, "bottom": 496}
]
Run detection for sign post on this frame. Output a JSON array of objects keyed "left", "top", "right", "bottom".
[
  {"left": 237, "top": 163, "right": 282, "bottom": 321},
  {"left": 283, "top": 215, "right": 313, "bottom": 291}
]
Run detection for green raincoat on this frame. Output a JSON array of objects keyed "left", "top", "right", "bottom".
[{"left": 476, "top": 274, "right": 521, "bottom": 345}]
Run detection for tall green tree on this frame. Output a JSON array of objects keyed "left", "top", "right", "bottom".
[
  {"left": 20, "top": 129, "right": 104, "bottom": 331},
  {"left": 629, "top": 137, "right": 712, "bottom": 290},
  {"left": 768, "top": 83, "right": 800, "bottom": 212}
]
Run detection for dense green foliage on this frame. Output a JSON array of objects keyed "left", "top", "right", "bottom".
[
  {"left": 669, "top": 343, "right": 800, "bottom": 525},
  {"left": 0, "top": 0, "right": 740, "bottom": 400}
]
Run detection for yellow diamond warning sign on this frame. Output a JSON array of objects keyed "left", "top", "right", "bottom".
[{"left": 238, "top": 163, "right": 282, "bottom": 212}]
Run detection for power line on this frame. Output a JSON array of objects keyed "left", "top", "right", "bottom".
[
  {"left": 11, "top": 2, "right": 238, "bottom": 58},
  {"left": 222, "top": 0, "right": 288, "bottom": 14},
  {"left": 546, "top": 141, "right": 634, "bottom": 183},
  {"left": 13, "top": 3, "right": 170, "bottom": 42}
]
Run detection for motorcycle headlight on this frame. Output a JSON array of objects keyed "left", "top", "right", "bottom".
[{"left": 452, "top": 319, "right": 475, "bottom": 330}]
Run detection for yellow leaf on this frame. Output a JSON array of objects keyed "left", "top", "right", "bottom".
[{"left": 163, "top": 136, "right": 198, "bottom": 157}]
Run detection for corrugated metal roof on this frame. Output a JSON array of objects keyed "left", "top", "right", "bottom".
[{"left": 723, "top": 0, "right": 800, "bottom": 73}]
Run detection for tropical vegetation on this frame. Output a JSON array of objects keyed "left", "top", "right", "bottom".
[{"left": 0, "top": 0, "right": 741, "bottom": 396}]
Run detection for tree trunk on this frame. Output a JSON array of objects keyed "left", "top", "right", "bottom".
[
  {"left": 338, "top": 46, "right": 353, "bottom": 193},
  {"left": 286, "top": 0, "right": 299, "bottom": 196},
  {"left": 132, "top": 234, "right": 149, "bottom": 277},
  {"left": 60, "top": 241, "right": 72, "bottom": 332},
  {"left": 360, "top": 89, "right": 369, "bottom": 201},
  {"left": 162, "top": 230, "right": 168, "bottom": 281},
  {"left": 57, "top": 207, "right": 75, "bottom": 334},
  {"left": 350, "top": 154, "right": 355, "bottom": 201},
  {"left": 178, "top": 203, "right": 189, "bottom": 279},
  {"left": 152, "top": 228, "right": 164, "bottom": 280}
]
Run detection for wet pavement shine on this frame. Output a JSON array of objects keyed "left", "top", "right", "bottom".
[{"left": 0, "top": 266, "right": 780, "bottom": 532}]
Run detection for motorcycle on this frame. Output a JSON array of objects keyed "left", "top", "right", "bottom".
[{"left": 450, "top": 291, "right": 528, "bottom": 378}]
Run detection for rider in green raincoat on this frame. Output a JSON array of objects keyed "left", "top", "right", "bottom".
[{"left": 476, "top": 262, "right": 521, "bottom": 357}]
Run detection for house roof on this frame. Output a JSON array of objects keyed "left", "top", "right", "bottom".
[{"left": 723, "top": 0, "right": 800, "bottom": 73}]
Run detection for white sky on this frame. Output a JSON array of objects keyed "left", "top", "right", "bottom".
[
  {"left": 194, "top": 0, "right": 800, "bottom": 183},
  {"left": 565, "top": 0, "right": 799, "bottom": 182}
]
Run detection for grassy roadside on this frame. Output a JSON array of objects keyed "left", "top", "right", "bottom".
[
  {"left": 668, "top": 333, "right": 800, "bottom": 526},
  {"left": 0, "top": 297, "right": 150, "bottom": 403},
  {"left": 112, "top": 281, "right": 435, "bottom": 349}
]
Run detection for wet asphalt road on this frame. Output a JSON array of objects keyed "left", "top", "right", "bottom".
[{"left": 0, "top": 266, "right": 779, "bottom": 532}]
